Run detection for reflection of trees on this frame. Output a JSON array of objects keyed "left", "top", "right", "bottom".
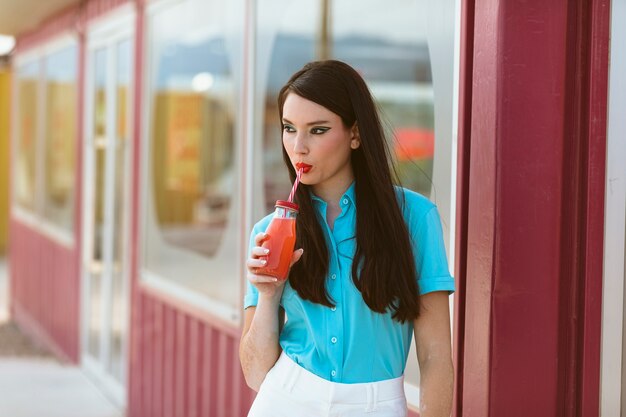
[
  {"left": 318, "top": 0, "right": 332, "bottom": 60},
  {"left": 262, "top": 0, "right": 436, "bottom": 211}
]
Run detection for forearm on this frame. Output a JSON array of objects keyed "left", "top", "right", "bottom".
[
  {"left": 239, "top": 294, "right": 283, "bottom": 391},
  {"left": 419, "top": 358, "right": 454, "bottom": 417}
]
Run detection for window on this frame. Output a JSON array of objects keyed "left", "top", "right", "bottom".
[
  {"left": 13, "top": 38, "right": 78, "bottom": 244},
  {"left": 42, "top": 45, "right": 78, "bottom": 232},
  {"left": 142, "top": 0, "right": 244, "bottom": 319},
  {"left": 254, "top": 0, "right": 459, "bottom": 408},
  {"left": 15, "top": 60, "right": 39, "bottom": 211}
]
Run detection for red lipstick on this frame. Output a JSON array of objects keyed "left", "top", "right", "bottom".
[{"left": 295, "top": 163, "right": 312, "bottom": 173}]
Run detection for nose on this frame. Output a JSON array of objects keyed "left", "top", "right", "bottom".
[{"left": 293, "top": 132, "right": 308, "bottom": 155}]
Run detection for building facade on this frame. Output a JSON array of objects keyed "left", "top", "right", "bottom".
[{"left": 2, "top": 0, "right": 625, "bottom": 416}]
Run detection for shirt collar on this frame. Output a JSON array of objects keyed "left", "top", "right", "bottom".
[{"left": 310, "top": 181, "right": 356, "bottom": 208}]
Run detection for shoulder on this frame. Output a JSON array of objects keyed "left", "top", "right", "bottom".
[
  {"left": 251, "top": 212, "right": 275, "bottom": 235},
  {"left": 394, "top": 186, "right": 436, "bottom": 219}
]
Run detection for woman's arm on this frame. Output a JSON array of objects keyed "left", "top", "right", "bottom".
[
  {"left": 413, "top": 291, "right": 454, "bottom": 417},
  {"left": 239, "top": 295, "right": 284, "bottom": 391},
  {"left": 239, "top": 233, "right": 303, "bottom": 392}
]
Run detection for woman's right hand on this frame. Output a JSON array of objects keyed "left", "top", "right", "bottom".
[{"left": 246, "top": 232, "right": 304, "bottom": 300}]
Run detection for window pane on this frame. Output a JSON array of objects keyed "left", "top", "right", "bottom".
[
  {"left": 42, "top": 44, "right": 78, "bottom": 232},
  {"left": 88, "top": 47, "right": 108, "bottom": 360},
  {"left": 143, "top": 0, "right": 242, "bottom": 310},
  {"left": 109, "top": 38, "right": 132, "bottom": 384},
  {"left": 15, "top": 61, "right": 39, "bottom": 211},
  {"left": 256, "top": 0, "right": 458, "bottom": 405}
]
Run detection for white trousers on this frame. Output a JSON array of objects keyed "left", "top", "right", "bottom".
[{"left": 247, "top": 352, "right": 408, "bottom": 417}]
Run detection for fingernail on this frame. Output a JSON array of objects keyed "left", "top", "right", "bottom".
[
  {"left": 300, "top": 249, "right": 304, "bottom": 254},
  {"left": 260, "top": 260, "right": 267, "bottom": 265},
  {"left": 264, "top": 249, "right": 270, "bottom": 254},
  {"left": 272, "top": 278, "right": 278, "bottom": 282}
]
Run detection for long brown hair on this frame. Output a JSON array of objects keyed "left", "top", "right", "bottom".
[{"left": 279, "top": 60, "right": 421, "bottom": 323}]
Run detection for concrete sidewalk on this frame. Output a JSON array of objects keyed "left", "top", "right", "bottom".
[{"left": 0, "top": 257, "right": 124, "bottom": 417}]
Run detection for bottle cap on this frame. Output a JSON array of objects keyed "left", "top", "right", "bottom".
[{"left": 275, "top": 200, "right": 299, "bottom": 212}]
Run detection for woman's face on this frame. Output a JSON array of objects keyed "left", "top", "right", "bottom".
[{"left": 282, "top": 93, "right": 360, "bottom": 190}]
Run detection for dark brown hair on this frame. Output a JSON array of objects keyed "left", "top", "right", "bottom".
[{"left": 279, "top": 60, "right": 421, "bottom": 323}]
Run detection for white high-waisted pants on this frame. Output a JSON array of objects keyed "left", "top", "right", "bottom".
[{"left": 247, "top": 351, "right": 408, "bottom": 417}]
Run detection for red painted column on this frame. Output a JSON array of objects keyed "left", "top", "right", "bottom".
[{"left": 456, "top": 1, "right": 610, "bottom": 416}]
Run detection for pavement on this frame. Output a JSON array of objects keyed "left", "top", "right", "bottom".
[{"left": 0, "top": 256, "right": 124, "bottom": 417}]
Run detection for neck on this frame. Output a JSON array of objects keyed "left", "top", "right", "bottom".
[{"left": 312, "top": 172, "right": 354, "bottom": 206}]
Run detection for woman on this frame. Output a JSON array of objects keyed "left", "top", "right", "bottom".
[{"left": 239, "top": 60, "right": 455, "bottom": 417}]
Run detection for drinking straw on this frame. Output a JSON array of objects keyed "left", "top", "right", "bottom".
[{"left": 288, "top": 168, "right": 303, "bottom": 203}]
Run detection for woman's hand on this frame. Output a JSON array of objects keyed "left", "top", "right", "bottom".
[{"left": 246, "top": 232, "right": 304, "bottom": 300}]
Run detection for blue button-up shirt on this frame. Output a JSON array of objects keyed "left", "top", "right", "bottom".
[{"left": 244, "top": 182, "right": 455, "bottom": 383}]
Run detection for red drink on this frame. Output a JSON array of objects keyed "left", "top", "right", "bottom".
[{"left": 256, "top": 200, "right": 299, "bottom": 280}]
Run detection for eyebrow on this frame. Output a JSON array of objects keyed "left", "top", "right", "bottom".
[{"left": 282, "top": 118, "right": 331, "bottom": 126}]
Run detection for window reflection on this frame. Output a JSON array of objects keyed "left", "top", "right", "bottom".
[
  {"left": 15, "top": 61, "right": 39, "bottom": 211},
  {"left": 143, "top": 0, "right": 242, "bottom": 309},
  {"left": 256, "top": 0, "right": 456, "bottom": 403},
  {"left": 256, "top": 0, "right": 434, "bottom": 217},
  {"left": 43, "top": 45, "right": 78, "bottom": 232}
]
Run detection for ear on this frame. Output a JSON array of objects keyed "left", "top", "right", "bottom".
[{"left": 350, "top": 124, "right": 361, "bottom": 149}]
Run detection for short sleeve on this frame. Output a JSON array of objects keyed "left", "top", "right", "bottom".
[
  {"left": 243, "top": 226, "right": 261, "bottom": 309},
  {"left": 412, "top": 206, "right": 456, "bottom": 295}
]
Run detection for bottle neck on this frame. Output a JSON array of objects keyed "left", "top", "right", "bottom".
[{"left": 274, "top": 206, "right": 298, "bottom": 219}]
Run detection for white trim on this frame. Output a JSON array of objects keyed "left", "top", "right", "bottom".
[
  {"left": 141, "top": 270, "right": 240, "bottom": 324},
  {"left": 240, "top": 0, "right": 256, "bottom": 322},
  {"left": 12, "top": 206, "right": 74, "bottom": 247},
  {"left": 117, "top": 34, "right": 135, "bottom": 403},
  {"left": 600, "top": 0, "right": 626, "bottom": 415},
  {"left": 82, "top": 355, "right": 126, "bottom": 409},
  {"left": 86, "top": 2, "right": 136, "bottom": 41},
  {"left": 99, "top": 40, "right": 116, "bottom": 381},
  {"left": 145, "top": 0, "right": 186, "bottom": 16},
  {"left": 80, "top": 9, "right": 136, "bottom": 409}
]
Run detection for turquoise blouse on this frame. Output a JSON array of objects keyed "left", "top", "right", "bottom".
[{"left": 244, "top": 182, "right": 455, "bottom": 383}]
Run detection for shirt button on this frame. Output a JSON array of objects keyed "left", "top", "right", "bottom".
[
  {"left": 331, "top": 306, "right": 336, "bottom": 311},
  {"left": 342, "top": 198, "right": 349, "bottom": 205},
  {"left": 331, "top": 274, "right": 336, "bottom": 280},
  {"left": 331, "top": 337, "right": 337, "bottom": 344},
  {"left": 331, "top": 370, "right": 337, "bottom": 377}
]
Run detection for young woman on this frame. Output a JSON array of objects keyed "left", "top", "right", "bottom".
[{"left": 239, "top": 60, "right": 455, "bottom": 417}]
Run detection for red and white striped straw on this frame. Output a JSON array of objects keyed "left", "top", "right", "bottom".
[{"left": 288, "top": 168, "right": 303, "bottom": 203}]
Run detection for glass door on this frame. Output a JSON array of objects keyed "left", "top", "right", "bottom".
[{"left": 82, "top": 12, "right": 133, "bottom": 408}]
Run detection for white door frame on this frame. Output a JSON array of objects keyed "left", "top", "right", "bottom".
[
  {"left": 600, "top": 0, "right": 626, "bottom": 415},
  {"left": 80, "top": 4, "right": 135, "bottom": 409}
]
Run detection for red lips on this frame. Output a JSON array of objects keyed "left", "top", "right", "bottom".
[{"left": 295, "top": 163, "right": 312, "bottom": 173}]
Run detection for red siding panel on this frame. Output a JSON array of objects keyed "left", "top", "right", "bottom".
[
  {"left": 459, "top": 0, "right": 610, "bottom": 416},
  {"left": 9, "top": 221, "right": 79, "bottom": 362},
  {"left": 129, "top": 290, "right": 256, "bottom": 417}
]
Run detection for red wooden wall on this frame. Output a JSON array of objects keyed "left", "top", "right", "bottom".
[
  {"left": 9, "top": 222, "right": 80, "bottom": 362},
  {"left": 454, "top": 0, "right": 610, "bottom": 416},
  {"left": 129, "top": 291, "right": 256, "bottom": 417}
]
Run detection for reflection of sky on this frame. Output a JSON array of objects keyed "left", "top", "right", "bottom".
[
  {"left": 117, "top": 39, "right": 132, "bottom": 85},
  {"left": 155, "top": 34, "right": 429, "bottom": 90},
  {"left": 18, "top": 60, "right": 39, "bottom": 78},
  {"left": 266, "top": 35, "right": 430, "bottom": 92},
  {"left": 94, "top": 49, "right": 106, "bottom": 87},
  {"left": 45, "top": 45, "right": 77, "bottom": 81},
  {"left": 263, "top": 0, "right": 428, "bottom": 43},
  {"left": 156, "top": 38, "right": 230, "bottom": 88}
]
